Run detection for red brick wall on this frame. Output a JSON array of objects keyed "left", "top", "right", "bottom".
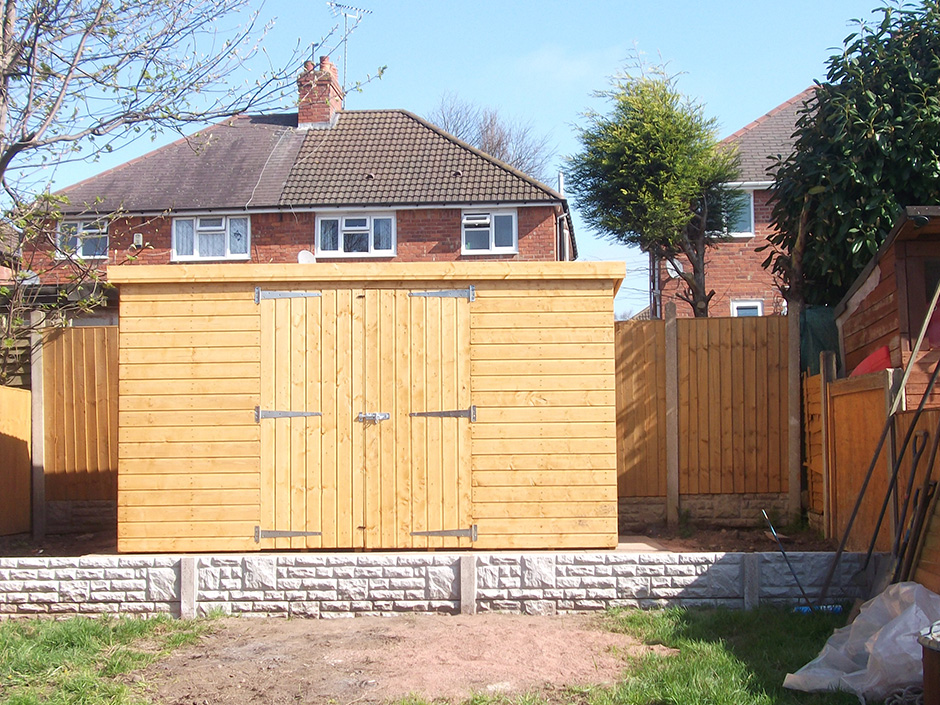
[
  {"left": 660, "top": 189, "right": 784, "bottom": 317},
  {"left": 30, "top": 206, "right": 561, "bottom": 284}
]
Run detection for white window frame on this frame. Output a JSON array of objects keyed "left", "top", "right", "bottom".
[
  {"left": 461, "top": 209, "right": 518, "bottom": 255},
  {"left": 171, "top": 215, "right": 251, "bottom": 262},
  {"left": 727, "top": 190, "right": 755, "bottom": 238},
  {"left": 57, "top": 220, "right": 109, "bottom": 260},
  {"left": 315, "top": 213, "right": 396, "bottom": 258},
  {"left": 731, "top": 299, "right": 764, "bottom": 317}
]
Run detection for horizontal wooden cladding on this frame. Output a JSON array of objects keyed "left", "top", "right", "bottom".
[
  {"left": 473, "top": 375, "right": 613, "bottom": 392},
  {"left": 119, "top": 471, "right": 257, "bottom": 489},
  {"left": 472, "top": 343, "right": 611, "bottom": 361},
  {"left": 120, "top": 488, "right": 259, "bottom": 508},
  {"left": 108, "top": 261, "right": 626, "bottom": 285},
  {"left": 471, "top": 312, "right": 613, "bottom": 329},
  {"left": 118, "top": 537, "right": 257, "bottom": 553},
  {"left": 121, "top": 362, "right": 260, "bottom": 380},
  {"left": 473, "top": 485, "right": 613, "bottom": 502},
  {"left": 470, "top": 327, "right": 613, "bottom": 345},
  {"left": 473, "top": 390, "right": 615, "bottom": 407},
  {"left": 472, "top": 422, "right": 612, "bottom": 439},
  {"left": 472, "top": 454, "right": 615, "bottom": 471},
  {"left": 120, "top": 315, "right": 259, "bottom": 334},
  {"left": 474, "top": 501, "right": 617, "bottom": 519},
  {"left": 471, "top": 359, "right": 614, "bottom": 377},
  {"left": 121, "top": 332, "right": 261, "bottom": 349},
  {"left": 43, "top": 326, "right": 118, "bottom": 503},
  {"left": 120, "top": 410, "right": 255, "bottom": 427},
  {"left": 119, "top": 505, "right": 258, "bottom": 522},
  {"left": 119, "top": 379, "right": 257, "bottom": 396},
  {"left": 119, "top": 441, "right": 258, "bottom": 459},
  {"left": 119, "top": 520, "right": 256, "bottom": 539},
  {"left": 472, "top": 470, "right": 616, "bottom": 485},
  {"left": 471, "top": 296, "right": 611, "bottom": 314},
  {"left": 472, "top": 438, "right": 616, "bottom": 455},
  {"left": 118, "top": 299, "right": 258, "bottom": 318},
  {"left": 475, "top": 517, "right": 615, "bottom": 534},
  {"left": 478, "top": 407, "right": 612, "bottom": 423},
  {"left": 121, "top": 425, "right": 258, "bottom": 443},
  {"left": 119, "top": 347, "right": 259, "bottom": 364},
  {"left": 121, "top": 394, "right": 258, "bottom": 411}
]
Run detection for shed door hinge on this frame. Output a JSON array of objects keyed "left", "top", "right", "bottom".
[
  {"left": 411, "top": 525, "right": 478, "bottom": 541},
  {"left": 255, "top": 406, "right": 322, "bottom": 422},
  {"left": 410, "top": 405, "right": 476, "bottom": 422},
  {"left": 254, "top": 527, "right": 322, "bottom": 542},
  {"left": 255, "top": 287, "right": 322, "bottom": 304},
  {"left": 409, "top": 285, "right": 475, "bottom": 302}
]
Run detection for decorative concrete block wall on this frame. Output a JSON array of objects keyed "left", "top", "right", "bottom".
[
  {"left": 0, "top": 551, "right": 879, "bottom": 618},
  {"left": 618, "top": 494, "right": 791, "bottom": 532}
]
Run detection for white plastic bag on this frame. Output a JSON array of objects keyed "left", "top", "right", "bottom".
[{"left": 784, "top": 582, "right": 940, "bottom": 703}]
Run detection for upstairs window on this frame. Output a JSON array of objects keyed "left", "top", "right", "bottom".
[
  {"left": 461, "top": 210, "right": 517, "bottom": 255},
  {"left": 173, "top": 215, "right": 250, "bottom": 261},
  {"left": 316, "top": 214, "right": 395, "bottom": 257},
  {"left": 727, "top": 191, "right": 754, "bottom": 237},
  {"left": 59, "top": 220, "right": 108, "bottom": 259}
]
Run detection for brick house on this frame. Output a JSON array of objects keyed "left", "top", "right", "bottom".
[
  {"left": 35, "top": 56, "right": 576, "bottom": 312},
  {"left": 652, "top": 88, "right": 813, "bottom": 318}
]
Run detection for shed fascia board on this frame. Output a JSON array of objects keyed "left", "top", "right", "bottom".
[{"left": 108, "top": 261, "right": 625, "bottom": 288}]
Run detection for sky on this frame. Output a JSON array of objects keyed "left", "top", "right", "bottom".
[{"left": 52, "top": 0, "right": 885, "bottom": 316}]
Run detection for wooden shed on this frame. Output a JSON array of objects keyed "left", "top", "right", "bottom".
[
  {"left": 835, "top": 206, "right": 940, "bottom": 403},
  {"left": 109, "top": 262, "right": 622, "bottom": 553}
]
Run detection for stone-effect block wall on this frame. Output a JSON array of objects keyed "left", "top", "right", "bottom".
[
  {"left": 0, "top": 551, "right": 876, "bottom": 618},
  {"left": 618, "top": 493, "right": 791, "bottom": 532}
]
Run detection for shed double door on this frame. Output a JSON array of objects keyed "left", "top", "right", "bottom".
[{"left": 257, "top": 287, "right": 473, "bottom": 550}]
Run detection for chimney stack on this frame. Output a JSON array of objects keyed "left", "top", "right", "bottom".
[{"left": 297, "top": 56, "right": 344, "bottom": 128}]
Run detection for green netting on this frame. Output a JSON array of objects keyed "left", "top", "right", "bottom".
[{"left": 800, "top": 305, "right": 840, "bottom": 375}]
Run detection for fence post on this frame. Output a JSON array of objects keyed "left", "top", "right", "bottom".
[
  {"left": 820, "top": 351, "right": 836, "bottom": 537},
  {"left": 29, "top": 311, "right": 46, "bottom": 539},
  {"left": 788, "top": 302, "right": 802, "bottom": 524},
  {"left": 665, "top": 303, "right": 679, "bottom": 527}
]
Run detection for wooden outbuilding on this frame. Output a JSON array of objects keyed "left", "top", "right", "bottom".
[
  {"left": 835, "top": 206, "right": 940, "bottom": 403},
  {"left": 110, "top": 261, "right": 622, "bottom": 553}
]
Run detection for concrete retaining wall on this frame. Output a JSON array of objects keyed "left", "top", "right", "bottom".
[{"left": 0, "top": 551, "right": 879, "bottom": 618}]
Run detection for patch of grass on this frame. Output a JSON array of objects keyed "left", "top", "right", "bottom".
[{"left": 0, "top": 615, "right": 209, "bottom": 705}]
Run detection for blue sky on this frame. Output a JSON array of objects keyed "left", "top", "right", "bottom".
[{"left": 56, "top": 0, "right": 883, "bottom": 315}]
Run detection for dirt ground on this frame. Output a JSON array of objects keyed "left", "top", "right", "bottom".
[
  {"left": 0, "top": 525, "right": 836, "bottom": 557},
  {"left": 133, "top": 613, "right": 668, "bottom": 705}
]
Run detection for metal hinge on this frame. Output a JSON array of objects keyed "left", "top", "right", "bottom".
[
  {"left": 410, "top": 405, "right": 476, "bottom": 422},
  {"left": 409, "top": 285, "right": 475, "bottom": 302},
  {"left": 411, "top": 525, "right": 478, "bottom": 541},
  {"left": 254, "top": 526, "right": 322, "bottom": 542},
  {"left": 255, "top": 406, "right": 322, "bottom": 422},
  {"left": 357, "top": 411, "right": 390, "bottom": 424},
  {"left": 254, "top": 287, "right": 322, "bottom": 304}
]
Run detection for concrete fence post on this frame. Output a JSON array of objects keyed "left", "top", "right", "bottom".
[
  {"left": 460, "top": 555, "right": 477, "bottom": 615},
  {"left": 665, "top": 303, "right": 680, "bottom": 527}
]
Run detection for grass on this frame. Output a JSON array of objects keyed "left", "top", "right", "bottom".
[
  {"left": 0, "top": 615, "right": 209, "bottom": 705},
  {"left": 396, "top": 607, "right": 860, "bottom": 705}
]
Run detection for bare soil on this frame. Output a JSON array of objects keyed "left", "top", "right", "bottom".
[
  {"left": 133, "top": 613, "right": 667, "bottom": 705},
  {"left": 0, "top": 526, "right": 836, "bottom": 558}
]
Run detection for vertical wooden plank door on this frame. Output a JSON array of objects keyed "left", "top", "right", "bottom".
[{"left": 259, "top": 287, "right": 472, "bottom": 550}]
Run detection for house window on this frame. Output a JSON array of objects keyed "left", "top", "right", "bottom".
[
  {"left": 59, "top": 220, "right": 108, "bottom": 259},
  {"left": 728, "top": 191, "right": 754, "bottom": 237},
  {"left": 731, "top": 299, "right": 763, "bottom": 317},
  {"left": 173, "top": 216, "right": 250, "bottom": 261},
  {"left": 316, "top": 214, "right": 395, "bottom": 257},
  {"left": 461, "top": 210, "right": 517, "bottom": 255}
]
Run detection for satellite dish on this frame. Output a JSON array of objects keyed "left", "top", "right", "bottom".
[
  {"left": 298, "top": 250, "right": 316, "bottom": 264},
  {"left": 665, "top": 260, "right": 684, "bottom": 279}
]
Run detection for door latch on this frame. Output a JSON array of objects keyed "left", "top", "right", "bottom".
[{"left": 357, "top": 411, "right": 390, "bottom": 424}]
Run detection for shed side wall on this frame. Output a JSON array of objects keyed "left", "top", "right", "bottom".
[
  {"left": 117, "top": 283, "right": 261, "bottom": 553},
  {"left": 470, "top": 279, "right": 618, "bottom": 549}
]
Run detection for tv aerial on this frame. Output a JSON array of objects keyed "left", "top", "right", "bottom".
[{"left": 326, "top": 2, "right": 372, "bottom": 93}]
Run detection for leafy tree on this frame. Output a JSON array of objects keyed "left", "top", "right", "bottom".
[
  {"left": 566, "top": 67, "right": 741, "bottom": 317},
  {"left": 0, "top": 0, "right": 302, "bottom": 385},
  {"left": 428, "top": 93, "right": 555, "bottom": 184},
  {"left": 768, "top": 1, "right": 940, "bottom": 307}
]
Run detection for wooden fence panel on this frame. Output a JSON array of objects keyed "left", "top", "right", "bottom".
[
  {"left": 0, "top": 385, "right": 30, "bottom": 535},
  {"left": 616, "top": 316, "right": 789, "bottom": 500},
  {"left": 803, "top": 373, "right": 824, "bottom": 518},
  {"left": 827, "top": 373, "right": 894, "bottom": 551},
  {"left": 676, "top": 316, "right": 788, "bottom": 495},
  {"left": 615, "top": 320, "right": 666, "bottom": 497},
  {"left": 43, "top": 326, "right": 118, "bottom": 503}
]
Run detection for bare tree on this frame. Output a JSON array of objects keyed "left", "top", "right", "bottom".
[
  {"left": 0, "top": 0, "right": 304, "bottom": 385},
  {"left": 427, "top": 92, "right": 555, "bottom": 185}
]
